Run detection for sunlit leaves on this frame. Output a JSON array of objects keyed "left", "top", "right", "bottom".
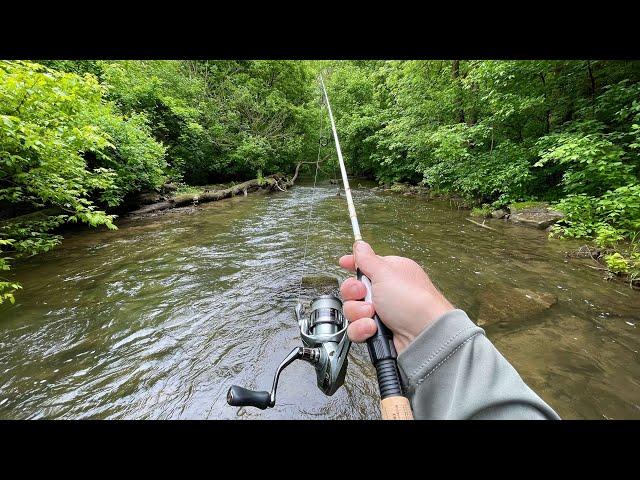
[{"left": 0, "top": 60, "right": 166, "bottom": 301}]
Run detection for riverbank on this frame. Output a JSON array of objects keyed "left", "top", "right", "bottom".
[
  {"left": 124, "top": 177, "right": 639, "bottom": 290},
  {"left": 372, "top": 181, "right": 639, "bottom": 290}
]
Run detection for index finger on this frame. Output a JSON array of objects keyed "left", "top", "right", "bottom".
[{"left": 339, "top": 254, "right": 356, "bottom": 272}]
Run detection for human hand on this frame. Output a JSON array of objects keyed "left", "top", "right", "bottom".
[{"left": 339, "top": 241, "right": 455, "bottom": 353}]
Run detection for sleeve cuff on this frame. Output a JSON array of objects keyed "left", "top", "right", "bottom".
[{"left": 397, "top": 309, "right": 484, "bottom": 390}]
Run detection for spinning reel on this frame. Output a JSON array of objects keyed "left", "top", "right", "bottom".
[{"left": 227, "top": 295, "right": 351, "bottom": 409}]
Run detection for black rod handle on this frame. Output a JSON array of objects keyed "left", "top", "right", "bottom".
[{"left": 357, "top": 269, "right": 404, "bottom": 399}]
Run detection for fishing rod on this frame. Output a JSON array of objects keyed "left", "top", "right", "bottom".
[
  {"left": 226, "top": 84, "right": 351, "bottom": 413},
  {"left": 319, "top": 74, "right": 413, "bottom": 420},
  {"left": 226, "top": 74, "right": 412, "bottom": 420}
]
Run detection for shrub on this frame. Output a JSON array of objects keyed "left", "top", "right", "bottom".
[{"left": 0, "top": 61, "right": 166, "bottom": 302}]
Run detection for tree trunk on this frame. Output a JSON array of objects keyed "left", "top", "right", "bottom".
[
  {"left": 468, "top": 81, "right": 479, "bottom": 126},
  {"left": 540, "top": 72, "right": 551, "bottom": 134},
  {"left": 451, "top": 60, "right": 465, "bottom": 124},
  {"left": 587, "top": 60, "right": 597, "bottom": 107}
]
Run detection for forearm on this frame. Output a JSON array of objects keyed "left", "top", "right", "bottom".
[{"left": 397, "top": 309, "right": 560, "bottom": 420}]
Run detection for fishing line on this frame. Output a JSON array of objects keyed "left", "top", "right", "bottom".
[
  {"left": 296, "top": 89, "right": 326, "bottom": 303},
  {"left": 226, "top": 85, "right": 352, "bottom": 412},
  {"left": 227, "top": 75, "right": 411, "bottom": 418}
]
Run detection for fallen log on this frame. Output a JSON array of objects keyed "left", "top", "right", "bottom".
[
  {"left": 172, "top": 174, "right": 288, "bottom": 207},
  {"left": 127, "top": 174, "right": 294, "bottom": 216}
]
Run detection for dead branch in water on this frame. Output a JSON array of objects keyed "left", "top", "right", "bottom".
[
  {"left": 290, "top": 155, "right": 331, "bottom": 184},
  {"left": 465, "top": 218, "right": 497, "bottom": 232},
  {"left": 273, "top": 177, "right": 287, "bottom": 192}
]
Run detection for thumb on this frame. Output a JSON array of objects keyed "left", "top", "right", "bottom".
[{"left": 353, "top": 241, "right": 388, "bottom": 279}]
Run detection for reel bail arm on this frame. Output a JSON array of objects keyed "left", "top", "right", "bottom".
[{"left": 227, "top": 346, "right": 320, "bottom": 410}]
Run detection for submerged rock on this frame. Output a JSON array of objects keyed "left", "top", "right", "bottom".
[
  {"left": 390, "top": 183, "right": 412, "bottom": 193},
  {"left": 383, "top": 182, "right": 430, "bottom": 195},
  {"left": 477, "top": 283, "right": 558, "bottom": 327},
  {"left": 300, "top": 275, "right": 340, "bottom": 297},
  {"left": 491, "top": 208, "right": 508, "bottom": 219},
  {"left": 508, "top": 205, "right": 564, "bottom": 229}
]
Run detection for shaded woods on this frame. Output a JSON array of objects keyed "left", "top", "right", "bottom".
[{"left": 1, "top": 60, "right": 639, "bottom": 302}]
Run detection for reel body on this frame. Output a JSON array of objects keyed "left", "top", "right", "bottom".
[
  {"left": 297, "top": 295, "right": 350, "bottom": 395},
  {"left": 227, "top": 294, "right": 351, "bottom": 409}
]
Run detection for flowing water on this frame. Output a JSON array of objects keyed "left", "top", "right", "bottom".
[{"left": 0, "top": 182, "right": 639, "bottom": 419}]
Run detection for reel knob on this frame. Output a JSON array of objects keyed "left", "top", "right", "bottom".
[{"left": 227, "top": 385, "right": 272, "bottom": 410}]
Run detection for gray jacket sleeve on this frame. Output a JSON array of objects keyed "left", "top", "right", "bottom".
[{"left": 397, "top": 309, "right": 560, "bottom": 420}]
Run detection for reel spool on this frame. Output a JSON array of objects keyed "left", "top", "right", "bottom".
[{"left": 227, "top": 295, "right": 351, "bottom": 409}]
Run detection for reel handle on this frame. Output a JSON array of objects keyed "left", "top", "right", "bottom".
[
  {"left": 227, "top": 385, "right": 272, "bottom": 410},
  {"left": 227, "top": 347, "right": 317, "bottom": 411},
  {"left": 357, "top": 269, "right": 413, "bottom": 420}
]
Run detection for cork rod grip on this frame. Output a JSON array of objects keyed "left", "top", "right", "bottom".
[
  {"left": 380, "top": 396, "right": 414, "bottom": 420},
  {"left": 357, "top": 269, "right": 414, "bottom": 420}
]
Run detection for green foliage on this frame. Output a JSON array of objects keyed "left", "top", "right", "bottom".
[
  {"left": 324, "top": 60, "right": 640, "bottom": 280},
  {"left": 551, "top": 184, "right": 639, "bottom": 282},
  {"left": 97, "top": 60, "right": 317, "bottom": 184},
  {"left": 535, "top": 129, "right": 634, "bottom": 196},
  {"left": 604, "top": 252, "right": 630, "bottom": 273},
  {"left": 552, "top": 184, "right": 640, "bottom": 242},
  {"left": 0, "top": 60, "right": 166, "bottom": 301},
  {"left": 0, "top": 239, "right": 21, "bottom": 304},
  {"left": 595, "top": 224, "right": 626, "bottom": 248},
  {"left": 509, "top": 201, "right": 548, "bottom": 211},
  {"left": 91, "top": 110, "right": 167, "bottom": 205},
  {"left": 98, "top": 60, "right": 206, "bottom": 182},
  {"left": 471, "top": 205, "right": 492, "bottom": 218},
  {"left": 3, "top": 59, "right": 640, "bottom": 299}
]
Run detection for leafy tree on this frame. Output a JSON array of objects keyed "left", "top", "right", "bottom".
[
  {"left": 3, "top": 59, "right": 640, "bottom": 300},
  {"left": 0, "top": 61, "right": 166, "bottom": 302}
]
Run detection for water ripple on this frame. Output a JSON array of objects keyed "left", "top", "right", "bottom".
[{"left": 0, "top": 184, "right": 638, "bottom": 419}]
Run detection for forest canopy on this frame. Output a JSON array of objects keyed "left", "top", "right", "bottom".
[{"left": 1, "top": 59, "right": 639, "bottom": 302}]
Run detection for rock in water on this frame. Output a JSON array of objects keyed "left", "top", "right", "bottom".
[
  {"left": 477, "top": 283, "right": 558, "bottom": 328},
  {"left": 300, "top": 275, "right": 341, "bottom": 297},
  {"left": 491, "top": 208, "right": 508, "bottom": 219},
  {"left": 508, "top": 205, "right": 564, "bottom": 229}
]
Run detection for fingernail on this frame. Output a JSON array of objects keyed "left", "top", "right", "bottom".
[{"left": 355, "top": 241, "right": 368, "bottom": 254}]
